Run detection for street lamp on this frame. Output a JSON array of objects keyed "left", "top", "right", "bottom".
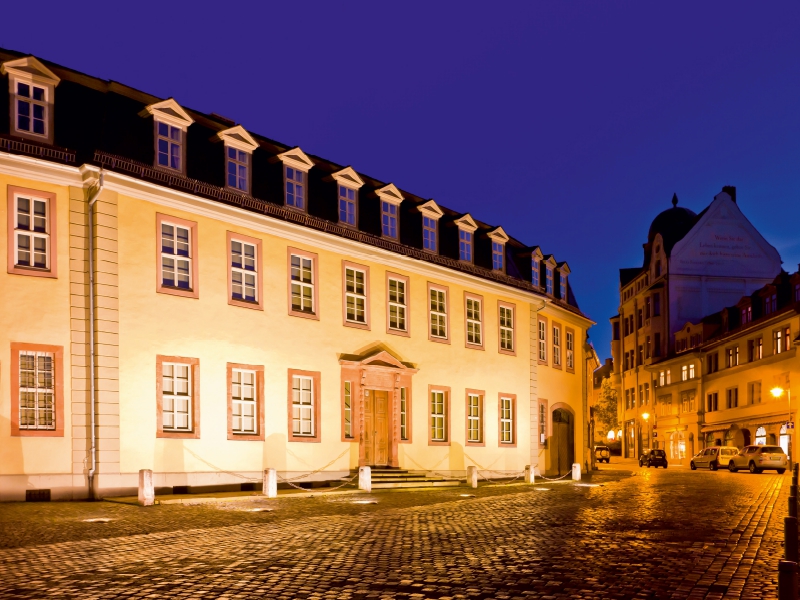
[{"left": 771, "top": 386, "right": 793, "bottom": 469}]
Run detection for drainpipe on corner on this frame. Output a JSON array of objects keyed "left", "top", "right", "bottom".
[{"left": 86, "top": 171, "right": 104, "bottom": 501}]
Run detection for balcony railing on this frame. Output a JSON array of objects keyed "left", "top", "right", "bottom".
[{"left": 0, "top": 135, "right": 76, "bottom": 164}]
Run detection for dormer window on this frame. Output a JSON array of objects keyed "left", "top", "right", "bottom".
[
  {"left": 532, "top": 257, "right": 540, "bottom": 287},
  {"left": 227, "top": 148, "right": 249, "bottom": 191},
  {"left": 375, "top": 184, "right": 403, "bottom": 241},
  {"left": 740, "top": 305, "right": 751, "bottom": 325},
  {"left": 331, "top": 167, "right": 365, "bottom": 227},
  {"left": 560, "top": 275, "right": 567, "bottom": 300},
  {"left": 487, "top": 227, "right": 508, "bottom": 273},
  {"left": 459, "top": 230, "right": 472, "bottom": 262},
  {"left": 423, "top": 216, "right": 437, "bottom": 252},
  {"left": 2, "top": 56, "right": 60, "bottom": 145},
  {"left": 491, "top": 242, "right": 503, "bottom": 270},
  {"left": 140, "top": 99, "right": 194, "bottom": 174},
  {"left": 216, "top": 126, "right": 258, "bottom": 195},
  {"left": 157, "top": 123, "right": 183, "bottom": 171},
  {"left": 557, "top": 263, "right": 571, "bottom": 300},
  {"left": 546, "top": 266, "right": 553, "bottom": 294},
  {"left": 276, "top": 147, "right": 315, "bottom": 212}
]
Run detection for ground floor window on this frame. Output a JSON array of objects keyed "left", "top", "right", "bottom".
[
  {"left": 669, "top": 431, "right": 685, "bottom": 460},
  {"left": 755, "top": 426, "right": 766, "bottom": 445}
]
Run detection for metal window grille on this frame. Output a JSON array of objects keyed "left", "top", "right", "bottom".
[
  {"left": 292, "top": 376, "right": 314, "bottom": 436},
  {"left": 431, "top": 390, "right": 446, "bottom": 441},
  {"left": 381, "top": 202, "right": 397, "bottom": 238},
  {"left": 231, "top": 239, "right": 257, "bottom": 302},
  {"left": 227, "top": 147, "right": 249, "bottom": 192},
  {"left": 500, "top": 397, "right": 513, "bottom": 443},
  {"left": 18, "top": 351, "right": 55, "bottom": 430},
  {"left": 16, "top": 82, "right": 47, "bottom": 135},
  {"left": 290, "top": 255, "right": 314, "bottom": 313},
  {"left": 232, "top": 369, "right": 256, "bottom": 434},
  {"left": 466, "top": 298, "right": 482, "bottom": 345},
  {"left": 400, "top": 388, "right": 408, "bottom": 440},
  {"left": 500, "top": 306, "right": 514, "bottom": 351},
  {"left": 344, "top": 381, "right": 352, "bottom": 438},
  {"left": 429, "top": 289, "right": 447, "bottom": 338},
  {"left": 157, "top": 123, "right": 182, "bottom": 170},
  {"left": 162, "top": 363, "right": 191, "bottom": 431},
  {"left": 15, "top": 195, "right": 49, "bottom": 269},
  {"left": 338, "top": 186, "right": 356, "bottom": 225},
  {"left": 467, "top": 394, "right": 481, "bottom": 442},
  {"left": 388, "top": 278, "right": 406, "bottom": 331},
  {"left": 285, "top": 167, "right": 305, "bottom": 209},
  {"left": 161, "top": 223, "right": 191, "bottom": 289},
  {"left": 345, "top": 267, "right": 367, "bottom": 323}
]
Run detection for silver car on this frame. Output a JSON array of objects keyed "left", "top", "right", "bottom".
[
  {"left": 728, "top": 445, "right": 788, "bottom": 474},
  {"left": 690, "top": 446, "right": 739, "bottom": 471}
]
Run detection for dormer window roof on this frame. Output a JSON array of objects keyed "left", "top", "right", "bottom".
[
  {"left": 543, "top": 255, "right": 557, "bottom": 295},
  {"left": 215, "top": 126, "right": 259, "bottom": 194},
  {"left": 332, "top": 167, "right": 364, "bottom": 227},
  {"left": 140, "top": 99, "right": 194, "bottom": 173},
  {"left": 530, "top": 247, "right": 543, "bottom": 288},
  {"left": 2, "top": 56, "right": 60, "bottom": 144},
  {"left": 558, "top": 261, "right": 571, "bottom": 300},
  {"left": 277, "top": 147, "right": 314, "bottom": 211}
]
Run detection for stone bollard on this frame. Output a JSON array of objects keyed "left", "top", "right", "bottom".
[
  {"left": 785, "top": 516, "right": 799, "bottom": 563},
  {"left": 359, "top": 466, "right": 371, "bottom": 493},
  {"left": 138, "top": 469, "right": 154, "bottom": 507},
  {"left": 263, "top": 468, "right": 277, "bottom": 498},
  {"left": 524, "top": 465, "right": 535, "bottom": 484},
  {"left": 778, "top": 560, "right": 798, "bottom": 600},
  {"left": 572, "top": 463, "right": 582, "bottom": 481},
  {"left": 467, "top": 466, "right": 478, "bottom": 488}
]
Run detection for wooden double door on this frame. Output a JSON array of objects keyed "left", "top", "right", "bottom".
[{"left": 363, "top": 390, "right": 389, "bottom": 467}]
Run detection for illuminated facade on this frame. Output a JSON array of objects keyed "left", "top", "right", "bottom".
[{"left": 0, "top": 51, "right": 592, "bottom": 500}]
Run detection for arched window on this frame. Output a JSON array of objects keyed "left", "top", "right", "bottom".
[
  {"left": 669, "top": 431, "right": 685, "bottom": 460},
  {"left": 780, "top": 424, "right": 790, "bottom": 456},
  {"left": 755, "top": 427, "right": 766, "bottom": 445}
]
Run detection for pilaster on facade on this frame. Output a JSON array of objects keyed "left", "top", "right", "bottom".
[{"left": 529, "top": 304, "right": 541, "bottom": 474}]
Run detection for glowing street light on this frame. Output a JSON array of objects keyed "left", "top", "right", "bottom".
[{"left": 642, "top": 412, "right": 650, "bottom": 421}]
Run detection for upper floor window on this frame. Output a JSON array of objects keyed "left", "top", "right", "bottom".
[
  {"left": 773, "top": 327, "right": 790, "bottom": 354},
  {"left": 339, "top": 186, "right": 357, "bottom": 226},
  {"left": 290, "top": 253, "right": 315, "bottom": 315},
  {"left": 388, "top": 276, "right": 408, "bottom": 333},
  {"left": 344, "top": 265, "right": 368, "bottom": 326},
  {"left": 726, "top": 347, "right": 739, "bottom": 368},
  {"left": 467, "top": 393, "right": 483, "bottom": 443},
  {"left": 795, "top": 283, "right": 800, "bottom": 302},
  {"left": 230, "top": 238, "right": 257, "bottom": 303},
  {"left": 532, "top": 258, "right": 540, "bottom": 288},
  {"left": 492, "top": 241, "right": 504, "bottom": 271},
  {"left": 653, "top": 293, "right": 661, "bottom": 316},
  {"left": 645, "top": 297, "right": 651, "bottom": 319},
  {"left": 381, "top": 201, "right": 398, "bottom": 239},
  {"left": 499, "top": 396, "right": 515, "bottom": 444},
  {"left": 707, "top": 352, "right": 719, "bottom": 374},
  {"left": 659, "top": 370, "right": 666, "bottom": 387},
  {"left": 429, "top": 286, "right": 448, "bottom": 340},
  {"left": 3, "top": 57, "right": 60, "bottom": 145},
  {"left": 707, "top": 392, "right": 719, "bottom": 412},
  {"left": 565, "top": 330, "right": 574, "bottom": 370},
  {"left": 546, "top": 267, "right": 554, "bottom": 295},
  {"left": 231, "top": 368, "right": 257, "bottom": 435},
  {"left": 161, "top": 222, "right": 192, "bottom": 290},
  {"left": 423, "top": 216, "right": 437, "bottom": 252},
  {"left": 681, "top": 365, "right": 688, "bottom": 381},
  {"left": 552, "top": 325, "right": 561, "bottom": 367},
  {"left": 499, "top": 304, "right": 515, "bottom": 353},
  {"left": 560, "top": 276, "right": 567, "bottom": 300},
  {"left": 465, "top": 296, "right": 482, "bottom": 347},
  {"left": 16, "top": 82, "right": 47, "bottom": 137},
  {"left": 285, "top": 166, "right": 306, "bottom": 210},
  {"left": 430, "top": 389, "right": 448, "bottom": 442},
  {"left": 13, "top": 192, "right": 50, "bottom": 271},
  {"left": 18, "top": 350, "right": 55, "bottom": 431},
  {"left": 654, "top": 260, "right": 661, "bottom": 278},
  {"left": 227, "top": 147, "right": 249, "bottom": 192},
  {"left": 538, "top": 319, "right": 547, "bottom": 362},
  {"left": 157, "top": 122, "right": 183, "bottom": 171},
  {"left": 292, "top": 375, "right": 315, "bottom": 437},
  {"left": 459, "top": 229, "right": 473, "bottom": 262}
]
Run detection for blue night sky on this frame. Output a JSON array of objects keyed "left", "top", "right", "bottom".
[{"left": 5, "top": 2, "right": 799, "bottom": 360}]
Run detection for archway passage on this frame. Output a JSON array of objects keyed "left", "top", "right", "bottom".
[{"left": 552, "top": 409, "right": 574, "bottom": 476}]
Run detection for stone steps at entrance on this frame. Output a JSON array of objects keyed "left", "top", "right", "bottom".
[{"left": 345, "top": 469, "right": 464, "bottom": 489}]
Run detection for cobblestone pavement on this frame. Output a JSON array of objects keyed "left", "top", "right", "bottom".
[{"left": 0, "top": 466, "right": 793, "bottom": 599}]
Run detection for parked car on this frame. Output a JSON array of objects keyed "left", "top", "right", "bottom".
[
  {"left": 594, "top": 445, "right": 611, "bottom": 463},
  {"left": 728, "top": 445, "right": 788, "bottom": 474},
  {"left": 689, "top": 446, "right": 739, "bottom": 470},
  {"left": 638, "top": 448, "right": 668, "bottom": 468}
]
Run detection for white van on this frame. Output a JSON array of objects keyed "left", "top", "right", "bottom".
[{"left": 690, "top": 446, "right": 739, "bottom": 470}]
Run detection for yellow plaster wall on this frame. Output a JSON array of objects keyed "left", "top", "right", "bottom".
[
  {"left": 0, "top": 174, "right": 73, "bottom": 476},
  {"left": 117, "top": 193, "right": 533, "bottom": 475}
]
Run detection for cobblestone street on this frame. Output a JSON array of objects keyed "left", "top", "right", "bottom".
[{"left": 0, "top": 465, "right": 792, "bottom": 599}]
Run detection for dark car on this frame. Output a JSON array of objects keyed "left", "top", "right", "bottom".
[
  {"left": 594, "top": 445, "right": 611, "bottom": 463},
  {"left": 638, "top": 448, "right": 668, "bottom": 468}
]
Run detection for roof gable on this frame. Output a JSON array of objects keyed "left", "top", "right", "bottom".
[
  {"left": 375, "top": 183, "right": 404, "bottom": 205},
  {"left": 487, "top": 226, "right": 509, "bottom": 243},
  {"left": 140, "top": 98, "right": 194, "bottom": 130},
  {"left": 0, "top": 56, "right": 60, "bottom": 86},
  {"left": 454, "top": 214, "right": 478, "bottom": 233},
  {"left": 215, "top": 125, "right": 259, "bottom": 153},
  {"left": 331, "top": 166, "right": 364, "bottom": 189},
  {"left": 417, "top": 199, "right": 444, "bottom": 219},
  {"left": 277, "top": 147, "right": 315, "bottom": 171}
]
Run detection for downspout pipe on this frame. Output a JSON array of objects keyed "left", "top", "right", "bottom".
[{"left": 86, "top": 171, "right": 104, "bottom": 500}]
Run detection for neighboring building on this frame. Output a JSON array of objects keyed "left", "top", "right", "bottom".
[
  {"left": 0, "top": 51, "right": 593, "bottom": 500},
  {"left": 611, "top": 189, "right": 783, "bottom": 460},
  {"left": 646, "top": 269, "right": 799, "bottom": 464},
  {"left": 589, "top": 357, "right": 613, "bottom": 443}
]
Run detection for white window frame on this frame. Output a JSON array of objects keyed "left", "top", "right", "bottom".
[
  {"left": 423, "top": 215, "right": 437, "bottom": 252},
  {"left": 14, "top": 193, "right": 50, "bottom": 270},
  {"left": 429, "top": 287, "right": 448, "bottom": 339},
  {"left": 467, "top": 393, "right": 482, "bottom": 443},
  {"left": 18, "top": 351, "right": 55, "bottom": 430},
  {"left": 431, "top": 390, "right": 447, "bottom": 442},
  {"left": 500, "top": 396, "right": 514, "bottom": 444},
  {"left": 400, "top": 387, "right": 408, "bottom": 440},
  {"left": 458, "top": 229, "right": 473, "bottom": 262},
  {"left": 161, "top": 222, "right": 192, "bottom": 290},
  {"left": 466, "top": 297, "right": 482, "bottom": 346},
  {"left": 338, "top": 185, "right": 357, "bottom": 226},
  {"left": 552, "top": 326, "right": 561, "bottom": 366},
  {"left": 292, "top": 375, "right": 315, "bottom": 436},
  {"left": 14, "top": 80, "right": 49, "bottom": 138},
  {"left": 156, "top": 121, "right": 183, "bottom": 172},
  {"left": 345, "top": 266, "right": 367, "bottom": 324},
  {"left": 681, "top": 365, "right": 688, "bottom": 381},
  {"left": 560, "top": 275, "right": 567, "bottom": 300},
  {"left": 689, "top": 364, "right": 695, "bottom": 379},
  {"left": 538, "top": 320, "right": 547, "bottom": 362},
  {"left": 500, "top": 305, "right": 514, "bottom": 352},
  {"left": 290, "top": 254, "right": 315, "bottom": 314},
  {"left": 285, "top": 166, "right": 307, "bottom": 210},
  {"left": 388, "top": 277, "right": 407, "bottom": 332},
  {"left": 226, "top": 146, "right": 250, "bottom": 192},
  {"left": 231, "top": 368, "right": 257, "bottom": 434},
  {"left": 230, "top": 238, "right": 257, "bottom": 303},
  {"left": 162, "top": 362, "right": 192, "bottom": 432},
  {"left": 532, "top": 259, "right": 540, "bottom": 287},
  {"left": 546, "top": 267, "right": 554, "bottom": 294},
  {"left": 381, "top": 201, "right": 398, "bottom": 239},
  {"left": 491, "top": 241, "right": 504, "bottom": 271},
  {"left": 565, "top": 331, "right": 574, "bottom": 369},
  {"left": 344, "top": 381, "right": 353, "bottom": 439}
]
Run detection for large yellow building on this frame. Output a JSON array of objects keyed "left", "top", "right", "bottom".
[{"left": 0, "top": 51, "right": 593, "bottom": 501}]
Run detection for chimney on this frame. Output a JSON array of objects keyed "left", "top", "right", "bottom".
[{"left": 722, "top": 185, "right": 736, "bottom": 203}]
